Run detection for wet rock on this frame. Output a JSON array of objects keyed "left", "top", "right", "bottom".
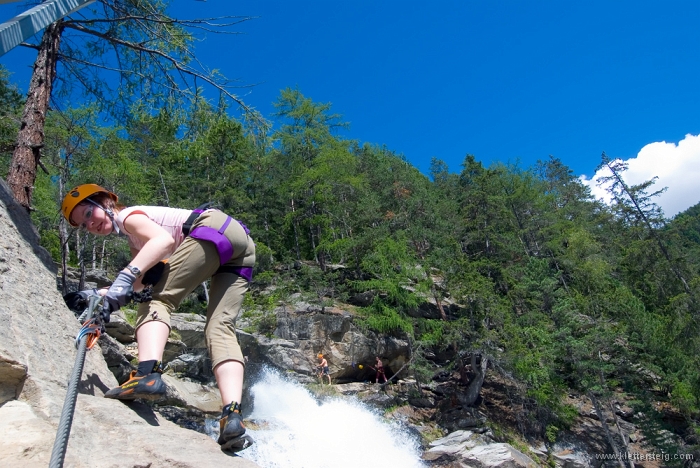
[{"left": 360, "top": 390, "right": 397, "bottom": 409}]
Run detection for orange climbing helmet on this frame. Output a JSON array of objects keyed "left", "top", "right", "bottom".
[
  {"left": 317, "top": 353, "right": 323, "bottom": 358},
  {"left": 61, "top": 184, "right": 118, "bottom": 226}
]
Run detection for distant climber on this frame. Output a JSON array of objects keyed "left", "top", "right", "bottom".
[
  {"left": 374, "top": 356, "right": 387, "bottom": 384},
  {"left": 316, "top": 353, "right": 332, "bottom": 385}
]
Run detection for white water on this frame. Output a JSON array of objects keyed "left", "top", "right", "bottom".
[{"left": 238, "top": 369, "right": 426, "bottom": 468}]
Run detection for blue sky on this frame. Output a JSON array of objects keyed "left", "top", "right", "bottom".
[{"left": 2, "top": 1, "right": 700, "bottom": 215}]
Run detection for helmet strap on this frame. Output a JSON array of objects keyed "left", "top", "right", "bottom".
[{"left": 84, "top": 198, "right": 117, "bottom": 233}]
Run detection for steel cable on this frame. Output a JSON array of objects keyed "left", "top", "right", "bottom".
[
  {"left": 49, "top": 295, "right": 102, "bottom": 468},
  {"left": 48, "top": 333, "right": 88, "bottom": 468}
]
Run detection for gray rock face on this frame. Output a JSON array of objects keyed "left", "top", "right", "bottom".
[
  {"left": 239, "top": 298, "right": 412, "bottom": 384},
  {"left": 0, "top": 179, "right": 258, "bottom": 468},
  {"left": 425, "top": 431, "right": 537, "bottom": 468},
  {"left": 461, "top": 443, "right": 538, "bottom": 468}
]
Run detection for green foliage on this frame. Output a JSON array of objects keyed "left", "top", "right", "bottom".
[
  {"left": 252, "top": 312, "right": 278, "bottom": 337},
  {"left": 8, "top": 71, "right": 700, "bottom": 448},
  {"left": 0, "top": 65, "right": 22, "bottom": 170},
  {"left": 670, "top": 380, "right": 699, "bottom": 415},
  {"left": 545, "top": 424, "right": 559, "bottom": 443},
  {"left": 359, "top": 300, "right": 412, "bottom": 336},
  {"left": 177, "top": 285, "right": 208, "bottom": 315},
  {"left": 122, "top": 310, "right": 137, "bottom": 327}
]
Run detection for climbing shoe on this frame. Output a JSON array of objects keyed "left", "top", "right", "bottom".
[
  {"left": 218, "top": 402, "right": 254, "bottom": 452},
  {"left": 104, "top": 361, "right": 166, "bottom": 401}
]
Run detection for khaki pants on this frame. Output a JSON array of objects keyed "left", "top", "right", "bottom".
[{"left": 135, "top": 210, "right": 256, "bottom": 368}]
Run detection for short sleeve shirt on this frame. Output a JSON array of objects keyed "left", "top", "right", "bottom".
[{"left": 114, "top": 206, "right": 192, "bottom": 257}]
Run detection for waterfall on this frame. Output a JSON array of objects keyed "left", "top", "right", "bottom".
[{"left": 238, "top": 368, "right": 426, "bottom": 468}]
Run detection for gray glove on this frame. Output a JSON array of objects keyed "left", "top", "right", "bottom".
[{"left": 102, "top": 271, "right": 136, "bottom": 320}]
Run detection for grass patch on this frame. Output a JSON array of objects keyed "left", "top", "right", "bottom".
[
  {"left": 307, "top": 382, "right": 339, "bottom": 399},
  {"left": 419, "top": 424, "right": 445, "bottom": 445},
  {"left": 123, "top": 309, "right": 137, "bottom": 327}
]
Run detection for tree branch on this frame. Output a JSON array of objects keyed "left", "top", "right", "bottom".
[{"left": 63, "top": 22, "right": 255, "bottom": 114}]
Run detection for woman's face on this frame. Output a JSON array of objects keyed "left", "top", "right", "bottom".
[{"left": 71, "top": 203, "right": 112, "bottom": 235}]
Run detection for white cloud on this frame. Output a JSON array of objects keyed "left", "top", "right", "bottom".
[{"left": 580, "top": 134, "right": 700, "bottom": 218}]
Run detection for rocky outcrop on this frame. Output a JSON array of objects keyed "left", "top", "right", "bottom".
[
  {"left": 424, "top": 430, "right": 537, "bottom": 467},
  {"left": 0, "top": 179, "right": 258, "bottom": 468},
  {"left": 238, "top": 294, "right": 412, "bottom": 384}
]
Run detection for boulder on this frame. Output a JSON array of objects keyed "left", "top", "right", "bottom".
[
  {"left": 98, "top": 333, "right": 135, "bottom": 383},
  {"left": 160, "top": 374, "right": 221, "bottom": 413},
  {"left": 461, "top": 443, "right": 538, "bottom": 468},
  {"left": 425, "top": 431, "right": 536, "bottom": 467},
  {"left": 104, "top": 310, "right": 136, "bottom": 343}
]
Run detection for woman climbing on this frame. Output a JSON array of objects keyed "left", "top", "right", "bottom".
[{"left": 61, "top": 184, "right": 255, "bottom": 452}]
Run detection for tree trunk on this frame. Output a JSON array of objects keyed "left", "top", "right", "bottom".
[
  {"left": 7, "top": 21, "right": 63, "bottom": 211},
  {"left": 60, "top": 230, "right": 69, "bottom": 294},
  {"left": 100, "top": 239, "right": 106, "bottom": 270},
  {"left": 459, "top": 353, "right": 488, "bottom": 406},
  {"left": 433, "top": 288, "right": 448, "bottom": 321},
  {"left": 59, "top": 176, "right": 70, "bottom": 295},
  {"left": 78, "top": 230, "right": 86, "bottom": 291},
  {"left": 609, "top": 399, "right": 633, "bottom": 468},
  {"left": 202, "top": 281, "right": 209, "bottom": 303},
  {"left": 588, "top": 391, "right": 626, "bottom": 468},
  {"left": 290, "top": 197, "right": 301, "bottom": 260}
]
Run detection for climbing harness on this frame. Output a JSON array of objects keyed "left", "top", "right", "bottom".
[
  {"left": 182, "top": 202, "right": 253, "bottom": 282},
  {"left": 49, "top": 294, "right": 104, "bottom": 468}
]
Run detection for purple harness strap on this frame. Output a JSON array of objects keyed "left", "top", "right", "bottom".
[
  {"left": 219, "top": 265, "right": 254, "bottom": 283},
  {"left": 183, "top": 207, "right": 253, "bottom": 281},
  {"left": 189, "top": 216, "right": 234, "bottom": 265}
]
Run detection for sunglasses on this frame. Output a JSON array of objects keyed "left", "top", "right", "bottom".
[{"left": 78, "top": 207, "right": 94, "bottom": 231}]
